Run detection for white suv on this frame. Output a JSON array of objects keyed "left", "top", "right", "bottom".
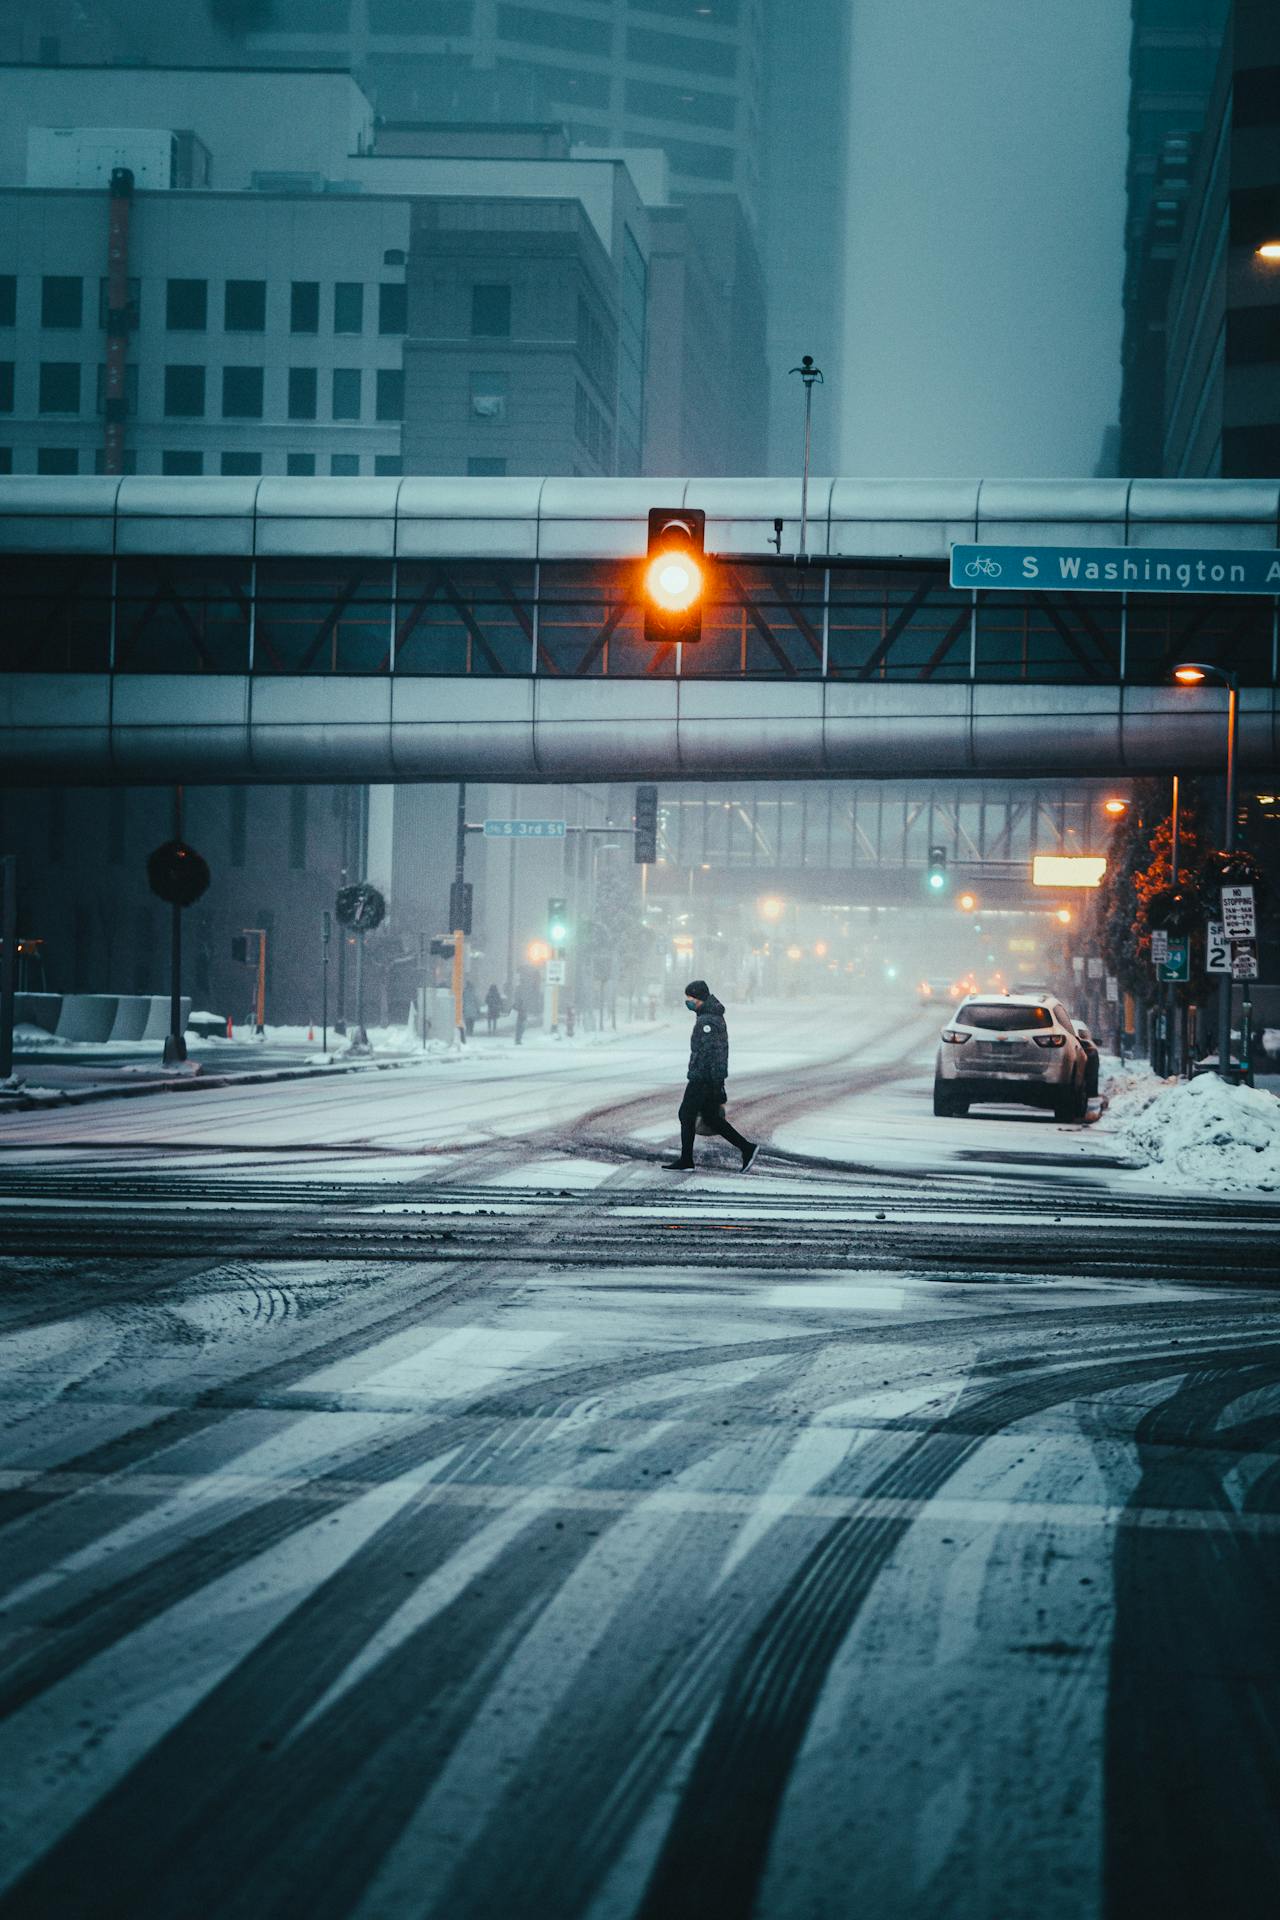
[{"left": 933, "top": 994, "right": 1089, "bottom": 1121}]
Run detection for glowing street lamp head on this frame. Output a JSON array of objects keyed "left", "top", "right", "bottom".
[
  {"left": 1056, "top": 908, "right": 1072, "bottom": 925},
  {"left": 759, "top": 895, "right": 785, "bottom": 921},
  {"left": 1174, "top": 665, "right": 1205, "bottom": 684},
  {"left": 1103, "top": 797, "right": 1128, "bottom": 816},
  {"left": 958, "top": 891, "right": 977, "bottom": 912},
  {"left": 1256, "top": 240, "right": 1280, "bottom": 262},
  {"left": 645, "top": 549, "right": 703, "bottom": 613}
]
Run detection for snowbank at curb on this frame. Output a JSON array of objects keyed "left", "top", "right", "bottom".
[{"left": 1101, "top": 1067, "right": 1280, "bottom": 1192}]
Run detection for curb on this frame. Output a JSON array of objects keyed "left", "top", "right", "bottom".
[{"left": 0, "top": 1054, "right": 415, "bottom": 1115}]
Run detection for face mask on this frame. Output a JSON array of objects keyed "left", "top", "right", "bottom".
[{"left": 685, "top": 999, "right": 699, "bottom": 1012}]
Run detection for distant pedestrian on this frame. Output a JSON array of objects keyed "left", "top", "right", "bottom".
[
  {"left": 513, "top": 986, "right": 528, "bottom": 1046},
  {"left": 484, "top": 983, "right": 502, "bottom": 1035},
  {"left": 664, "top": 978, "right": 759, "bottom": 1172},
  {"left": 463, "top": 980, "right": 479, "bottom": 1038}
]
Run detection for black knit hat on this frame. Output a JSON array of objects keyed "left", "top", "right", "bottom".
[{"left": 684, "top": 978, "right": 710, "bottom": 999}]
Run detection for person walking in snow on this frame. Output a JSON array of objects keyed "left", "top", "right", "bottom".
[
  {"left": 665, "top": 978, "right": 759, "bottom": 1172},
  {"left": 463, "top": 979, "right": 479, "bottom": 1037},
  {"left": 484, "top": 983, "right": 502, "bottom": 1035}
]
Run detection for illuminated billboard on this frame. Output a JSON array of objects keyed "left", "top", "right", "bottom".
[{"left": 1032, "top": 855, "right": 1106, "bottom": 888}]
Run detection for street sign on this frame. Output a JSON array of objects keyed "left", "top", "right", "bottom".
[
  {"left": 1159, "top": 938, "right": 1190, "bottom": 983},
  {"left": 1231, "top": 942, "right": 1259, "bottom": 981},
  {"left": 545, "top": 959, "right": 566, "bottom": 985},
  {"left": 1087, "top": 956, "right": 1104, "bottom": 979},
  {"left": 1221, "top": 885, "right": 1257, "bottom": 940},
  {"left": 950, "top": 542, "right": 1280, "bottom": 596},
  {"left": 1206, "top": 920, "right": 1230, "bottom": 973},
  {"left": 483, "top": 819, "right": 566, "bottom": 838},
  {"left": 1150, "top": 930, "right": 1169, "bottom": 965},
  {"left": 1105, "top": 974, "right": 1119, "bottom": 1003}
]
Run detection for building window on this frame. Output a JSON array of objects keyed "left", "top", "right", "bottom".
[
  {"left": 0, "top": 449, "right": 12, "bottom": 474},
  {"left": 39, "top": 362, "right": 81, "bottom": 413},
  {"left": 626, "top": 25, "right": 738, "bottom": 76},
  {"left": 0, "top": 276, "right": 14, "bottom": 327},
  {"left": 225, "top": 279, "right": 267, "bottom": 332},
  {"left": 332, "top": 368, "right": 361, "bottom": 419},
  {"left": 164, "top": 364, "right": 206, "bottom": 417},
  {"left": 41, "top": 275, "right": 83, "bottom": 328},
  {"left": 471, "top": 284, "right": 511, "bottom": 338},
  {"left": 96, "top": 363, "right": 139, "bottom": 416},
  {"left": 497, "top": 4, "right": 610, "bottom": 54},
  {"left": 288, "top": 366, "right": 318, "bottom": 420},
  {"left": 287, "top": 452, "right": 316, "bottom": 475},
  {"left": 0, "top": 362, "right": 12, "bottom": 413},
  {"left": 474, "top": 368, "right": 513, "bottom": 423},
  {"left": 378, "top": 282, "right": 407, "bottom": 334},
  {"left": 289, "top": 787, "right": 308, "bottom": 870},
  {"left": 37, "top": 447, "right": 78, "bottom": 474},
  {"left": 334, "top": 282, "right": 364, "bottom": 334},
  {"left": 574, "top": 380, "right": 611, "bottom": 468},
  {"left": 93, "top": 447, "right": 138, "bottom": 474},
  {"left": 222, "top": 366, "right": 264, "bottom": 418},
  {"left": 98, "top": 276, "right": 140, "bottom": 331},
  {"left": 229, "top": 789, "right": 246, "bottom": 867},
  {"left": 374, "top": 454, "right": 402, "bottom": 476},
  {"left": 220, "top": 451, "right": 262, "bottom": 475},
  {"left": 166, "top": 278, "right": 207, "bottom": 331},
  {"left": 291, "top": 281, "right": 320, "bottom": 333},
  {"left": 162, "top": 450, "right": 203, "bottom": 475},
  {"left": 331, "top": 453, "right": 359, "bottom": 476},
  {"left": 376, "top": 368, "right": 404, "bottom": 420},
  {"left": 467, "top": 456, "right": 507, "bottom": 476}
]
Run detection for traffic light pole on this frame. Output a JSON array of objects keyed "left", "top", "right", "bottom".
[
  {"left": 453, "top": 781, "right": 467, "bottom": 1044},
  {"left": 163, "top": 787, "right": 186, "bottom": 1066}
]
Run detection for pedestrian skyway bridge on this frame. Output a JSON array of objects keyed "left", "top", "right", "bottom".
[{"left": 2, "top": 475, "right": 1278, "bottom": 782}]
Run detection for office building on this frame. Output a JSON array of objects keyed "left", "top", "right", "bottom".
[
  {"left": 10, "top": 0, "right": 840, "bottom": 473},
  {"left": 1118, "top": 0, "right": 1230, "bottom": 474}
]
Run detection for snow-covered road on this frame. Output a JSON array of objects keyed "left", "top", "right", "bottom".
[{"left": 1, "top": 996, "right": 1278, "bottom": 1918}]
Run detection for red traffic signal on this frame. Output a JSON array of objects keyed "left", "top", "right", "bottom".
[{"left": 643, "top": 508, "right": 706, "bottom": 645}]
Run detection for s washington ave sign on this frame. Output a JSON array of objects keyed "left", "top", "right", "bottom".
[{"left": 950, "top": 543, "right": 1280, "bottom": 595}]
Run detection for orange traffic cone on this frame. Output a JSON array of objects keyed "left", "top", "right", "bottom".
[{"left": 226, "top": 1015, "right": 234, "bottom": 1039}]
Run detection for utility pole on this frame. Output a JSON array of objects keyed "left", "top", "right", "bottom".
[
  {"left": 453, "top": 781, "right": 467, "bottom": 1044},
  {"left": 1169, "top": 774, "right": 1180, "bottom": 1077},
  {"left": 788, "top": 353, "right": 823, "bottom": 559},
  {"left": 0, "top": 855, "right": 16, "bottom": 1083},
  {"left": 164, "top": 786, "right": 186, "bottom": 1065}
]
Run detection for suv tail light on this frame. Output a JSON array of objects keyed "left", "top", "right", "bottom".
[
  {"left": 940, "top": 1028, "right": 970, "bottom": 1044},
  {"left": 1033, "top": 1033, "right": 1067, "bottom": 1048}
]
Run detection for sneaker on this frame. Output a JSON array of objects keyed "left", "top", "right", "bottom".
[
  {"left": 741, "top": 1143, "right": 760, "bottom": 1172},
  {"left": 663, "top": 1159, "right": 696, "bottom": 1171}
]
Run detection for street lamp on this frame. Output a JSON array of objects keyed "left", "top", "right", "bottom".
[
  {"left": 1255, "top": 240, "right": 1280, "bottom": 262},
  {"left": 1173, "top": 660, "right": 1239, "bottom": 1076},
  {"left": 1103, "top": 797, "right": 1128, "bottom": 816}
]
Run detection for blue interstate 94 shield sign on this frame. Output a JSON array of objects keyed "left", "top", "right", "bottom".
[{"left": 950, "top": 543, "right": 1280, "bottom": 595}]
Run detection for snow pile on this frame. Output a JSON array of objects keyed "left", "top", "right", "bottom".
[{"left": 1103, "top": 1069, "right": 1280, "bottom": 1192}]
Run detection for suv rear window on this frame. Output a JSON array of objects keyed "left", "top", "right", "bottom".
[{"left": 959, "top": 1002, "right": 1054, "bottom": 1031}]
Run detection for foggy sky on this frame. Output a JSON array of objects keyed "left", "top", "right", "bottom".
[{"left": 841, "top": 0, "right": 1130, "bottom": 478}]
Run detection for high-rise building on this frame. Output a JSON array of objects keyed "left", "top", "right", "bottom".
[
  {"left": 1161, "top": 0, "right": 1280, "bottom": 476},
  {"left": 1118, "top": 0, "right": 1229, "bottom": 474},
  {"left": 11, "top": 0, "right": 846, "bottom": 474}
]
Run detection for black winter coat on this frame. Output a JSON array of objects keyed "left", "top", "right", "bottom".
[{"left": 687, "top": 994, "right": 729, "bottom": 1085}]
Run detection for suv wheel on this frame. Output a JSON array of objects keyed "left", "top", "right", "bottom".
[{"left": 933, "top": 1079, "right": 956, "bottom": 1117}]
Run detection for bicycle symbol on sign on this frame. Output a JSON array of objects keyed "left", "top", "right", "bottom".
[{"left": 964, "top": 556, "right": 1003, "bottom": 580}]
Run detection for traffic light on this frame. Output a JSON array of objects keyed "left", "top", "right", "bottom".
[
  {"left": 643, "top": 507, "right": 706, "bottom": 646},
  {"left": 633, "top": 784, "right": 658, "bottom": 864},
  {"left": 926, "top": 845, "right": 948, "bottom": 895},
  {"left": 547, "top": 896, "right": 569, "bottom": 945}
]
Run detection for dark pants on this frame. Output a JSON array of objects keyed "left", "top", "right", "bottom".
[{"left": 678, "top": 1081, "right": 752, "bottom": 1162}]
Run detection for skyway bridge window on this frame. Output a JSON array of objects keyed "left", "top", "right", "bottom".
[
  {"left": 0, "top": 552, "right": 1275, "bottom": 685},
  {"left": 115, "top": 559, "right": 252, "bottom": 673},
  {"left": 826, "top": 568, "right": 970, "bottom": 681}
]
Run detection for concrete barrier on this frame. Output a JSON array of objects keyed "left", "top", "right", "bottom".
[
  {"left": 55, "top": 995, "right": 119, "bottom": 1043},
  {"left": 15, "top": 993, "right": 61, "bottom": 1033},
  {"left": 108, "top": 997, "right": 151, "bottom": 1042},
  {"left": 142, "top": 995, "right": 189, "bottom": 1041}
]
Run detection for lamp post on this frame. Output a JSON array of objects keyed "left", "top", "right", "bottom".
[
  {"left": 1173, "top": 662, "right": 1238, "bottom": 1076},
  {"left": 788, "top": 354, "right": 823, "bottom": 559}
]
